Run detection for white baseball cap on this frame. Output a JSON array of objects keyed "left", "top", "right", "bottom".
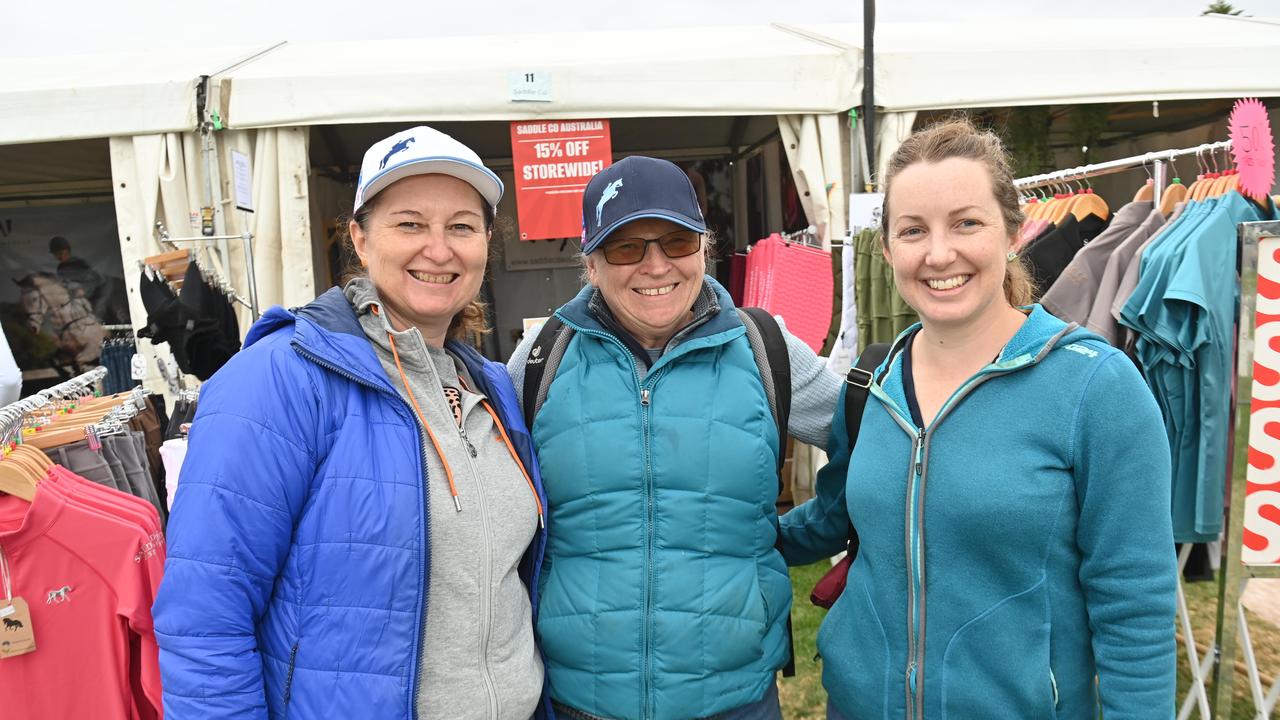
[{"left": 353, "top": 126, "right": 503, "bottom": 213}]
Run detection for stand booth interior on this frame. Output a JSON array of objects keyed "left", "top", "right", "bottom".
[{"left": 3, "top": 19, "right": 1280, "bottom": 712}]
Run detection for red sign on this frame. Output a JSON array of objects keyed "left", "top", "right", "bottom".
[
  {"left": 1229, "top": 98, "right": 1276, "bottom": 202},
  {"left": 1245, "top": 235, "right": 1280, "bottom": 565},
  {"left": 510, "top": 120, "right": 612, "bottom": 241}
]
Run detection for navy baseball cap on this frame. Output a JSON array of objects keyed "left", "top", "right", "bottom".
[{"left": 580, "top": 156, "right": 707, "bottom": 254}]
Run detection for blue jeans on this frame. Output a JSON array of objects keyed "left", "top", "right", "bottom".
[{"left": 553, "top": 683, "right": 782, "bottom": 720}]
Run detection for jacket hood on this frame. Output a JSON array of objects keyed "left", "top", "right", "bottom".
[
  {"left": 870, "top": 304, "right": 1099, "bottom": 423},
  {"left": 877, "top": 304, "right": 1092, "bottom": 378},
  {"left": 243, "top": 288, "right": 402, "bottom": 398},
  {"left": 242, "top": 288, "right": 536, "bottom": 444}
]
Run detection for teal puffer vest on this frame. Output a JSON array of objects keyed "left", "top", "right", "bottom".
[{"left": 533, "top": 280, "right": 791, "bottom": 720}]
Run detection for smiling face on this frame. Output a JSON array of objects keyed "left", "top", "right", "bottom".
[
  {"left": 586, "top": 217, "right": 706, "bottom": 348},
  {"left": 883, "top": 157, "right": 1017, "bottom": 333},
  {"left": 350, "top": 173, "right": 489, "bottom": 345}
]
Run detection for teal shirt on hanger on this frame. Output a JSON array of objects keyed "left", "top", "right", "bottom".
[{"left": 1121, "top": 191, "right": 1275, "bottom": 542}]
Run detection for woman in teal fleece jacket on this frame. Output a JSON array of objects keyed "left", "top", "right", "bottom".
[{"left": 779, "top": 119, "right": 1177, "bottom": 719}]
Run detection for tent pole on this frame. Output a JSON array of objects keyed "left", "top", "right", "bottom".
[{"left": 862, "top": 0, "right": 876, "bottom": 189}]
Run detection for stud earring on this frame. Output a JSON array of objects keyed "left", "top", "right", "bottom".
[{"left": 1007, "top": 251, "right": 1018, "bottom": 262}]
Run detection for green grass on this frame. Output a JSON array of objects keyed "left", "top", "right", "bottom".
[
  {"left": 779, "top": 562, "right": 832, "bottom": 719},
  {"left": 778, "top": 563, "right": 1279, "bottom": 718}
]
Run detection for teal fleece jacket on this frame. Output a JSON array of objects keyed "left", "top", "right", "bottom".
[{"left": 779, "top": 305, "right": 1177, "bottom": 720}]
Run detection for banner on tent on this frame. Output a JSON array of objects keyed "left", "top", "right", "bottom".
[
  {"left": 1246, "top": 234, "right": 1280, "bottom": 565},
  {"left": 510, "top": 120, "right": 612, "bottom": 241},
  {"left": 0, "top": 201, "right": 128, "bottom": 373}
]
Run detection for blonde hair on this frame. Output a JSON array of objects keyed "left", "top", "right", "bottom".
[
  {"left": 880, "top": 117, "right": 1035, "bottom": 306},
  {"left": 339, "top": 192, "right": 496, "bottom": 345}
]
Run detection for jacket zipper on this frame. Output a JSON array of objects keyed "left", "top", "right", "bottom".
[
  {"left": 873, "top": 361, "right": 1028, "bottom": 720},
  {"left": 282, "top": 642, "right": 300, "bottom": 709},
  {"left": 293, "top": 344, "right": 432, "bottom": 720},
  {"left": 458, "top": 413, "right": 500, "bottom": 718},
  {"left": 905, "top": 427, "right": 924, "bottom": 717},
  {"left": 569, "top": 324, "right": 658, "bottom": 718}
]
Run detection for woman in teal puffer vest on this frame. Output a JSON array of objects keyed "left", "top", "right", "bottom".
[
  {"left": 779, "top": 119, "right": 1177, "bottom": 719},
  {"left": 508, "top": 156, "right": 842, "bottom": 720}
]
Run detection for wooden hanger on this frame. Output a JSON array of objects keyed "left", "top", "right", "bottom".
[
  {"left": 6, "top": 448, "right": 45, "bottom": 478},
  {"left": 1183, "top": 149, "right": 1210, "bottom": 201},
  {"left": 0, "top": 453, "right": 39, "bottom": 502},
  {"left": 1134, "top": 179, "right": 1155, "bottom": 203},
  {"left": 1070, "top": 188, "right": 1110, "bottom": 223},
  {"left": 143, "top": 249, "right": 193, "bottom": 289},
  {"left": 11, "top": 444, "right": 51, "bottom": 471},
  {"left": 1047, "top": 183, "right": 1076, "bottom": 225},
  {"left": 1159, "top": 179, "right": 1188, "bottom": 217}
]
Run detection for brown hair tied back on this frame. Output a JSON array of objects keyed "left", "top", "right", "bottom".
[
  {"left": 880, "top": 117, "right": 1035, "bottom": 307},
  {"left": 338, "top": 193, "right": 498, "bottom": 346}
]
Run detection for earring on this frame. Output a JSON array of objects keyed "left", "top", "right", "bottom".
[{"left": 1007, "top": 251, "right": 1018, "bottom": 262}]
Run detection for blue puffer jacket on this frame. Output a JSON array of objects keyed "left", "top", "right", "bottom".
[
  {"left": 153, "top": 287, "right": 551, "bottom": 719},
  {"left": 531, "top": 279, "right": 790, "bottom": 720},
  {"left": 780, "top": 306, "right": 1177, "bottom": 720}
]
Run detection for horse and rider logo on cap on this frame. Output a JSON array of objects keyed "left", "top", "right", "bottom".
[{"left": 381, "top": 137, "right": 416, "bottom": 170}]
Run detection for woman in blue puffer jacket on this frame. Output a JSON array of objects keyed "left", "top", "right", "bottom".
[
  {"left": 153, "top": 127, "right": 551, "bottom": 720},
  {"left": 780, "top": 119, "right": 1177, "bottom": 719}
]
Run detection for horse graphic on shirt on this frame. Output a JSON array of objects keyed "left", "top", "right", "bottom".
[
  {"left": 380, "top": 137, "right": 415, "bottom": 169},
  {"left": 596, "top": 179, "right": 624, "bottom": 225},
  {"left": 46, "top": 586, "right": 72, "bottom": 604}
]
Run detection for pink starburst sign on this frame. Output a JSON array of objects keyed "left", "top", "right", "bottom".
[{"left": 1229, "top": 98, "right": 1275, "bottom": 202}]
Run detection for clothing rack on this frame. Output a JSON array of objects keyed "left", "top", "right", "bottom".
[
  {"left": 1205, "top": 220, "right": 1280, "bottom": 718},
  {"left": 778, "top": 224, "right": 822, "bottom": 249},
  {"left": 1020, "top": 140, "right": 1260, "bottom": 718},
  {"left": 1015, "top": 140, "right": 1233, "bottom": 208},
  {"left": 153, "top": 221, "right": 261, "bottom": 320},
  {"left": 0, "top": 366, "right": 109, "bottom": 444}
]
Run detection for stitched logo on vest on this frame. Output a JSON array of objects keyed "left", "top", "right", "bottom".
[{"left": 1062, "top": 343, "right": 1098, "bottom": 359}]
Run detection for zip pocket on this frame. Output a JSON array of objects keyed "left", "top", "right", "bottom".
[
  {"left": 1049, "top": 668, "right": 1059, "bottom": 708},
  {"left": 283, "top": 642, "right": 300, "bottom": 709}
]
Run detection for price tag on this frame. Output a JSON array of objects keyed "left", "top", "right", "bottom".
[
  {"left": 509, "top": 71, "right": 553, "bottom": 103},
  {"left": 0, "top": 598, "right": 36, "bottom": 659},
  {"left": 848, "top": 192, "right": 885, "bottom": 232},
  {"left": 231, "top": 150, "right": 254, "bottom": 213},
  {"left": 130, "top": 354, "right": 147, "bottom": 381},
  {"left": 1229, "top": 97, "right": 1276, "bottom": 202}
]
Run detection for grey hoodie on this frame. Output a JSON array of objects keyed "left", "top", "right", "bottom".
[{"left": 345, "top": 278, "right": 542, "bottom": 720}]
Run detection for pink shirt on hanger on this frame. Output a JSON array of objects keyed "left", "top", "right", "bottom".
[{"left": 0, "top": 473, "right": 165, "bottom": 720}]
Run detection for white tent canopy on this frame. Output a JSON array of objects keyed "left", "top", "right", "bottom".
[
  {"left": 798, "top": 15, "right": 1280, "bottom": 112},
  {"left": 0, "top": 47, "right": 259, "bottom": 146},
  {"left": 220, "top": 25, "right": 859, "bottom": 128},
  {"left": 4, "top": 16, "right": 1279, "bottom": 147}
]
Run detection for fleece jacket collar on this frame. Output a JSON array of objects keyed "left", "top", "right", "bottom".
[
  {"left": 556, "top": 275, "right": 746, "bottom": 374},
  {"left": 873, "top": 304, "right": 1091, "bottom": 422},
  {"left": 244, "top": 287, "right": 494, "bottom": 400}
]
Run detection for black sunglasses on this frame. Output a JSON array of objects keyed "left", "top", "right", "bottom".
[{"left": 599, "top": 230, "right": 702, "bottom": 265}]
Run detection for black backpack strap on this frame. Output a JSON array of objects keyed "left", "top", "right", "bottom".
[
  {"left": 522, "top": 316, "right": 566, "bottom": 424},
  {"left": 841, "top": 342, "right": 891, "bottom": 560},
  {"left": 844, "top": 343, "right": 889, "bottom": 454},
  {"left": 736, "top": 307, "right": 796, "bottom": 677},
  {"left": 737, "top": 307, "right": 791, "bottom": 479}
]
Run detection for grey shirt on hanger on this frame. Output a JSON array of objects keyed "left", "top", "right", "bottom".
[
  {"left": 1085, "top": 203, "right": 1181, "bottom": 346},
  {"left": 1040, "top": 200, "right": 1151, "bottom": 327}
]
